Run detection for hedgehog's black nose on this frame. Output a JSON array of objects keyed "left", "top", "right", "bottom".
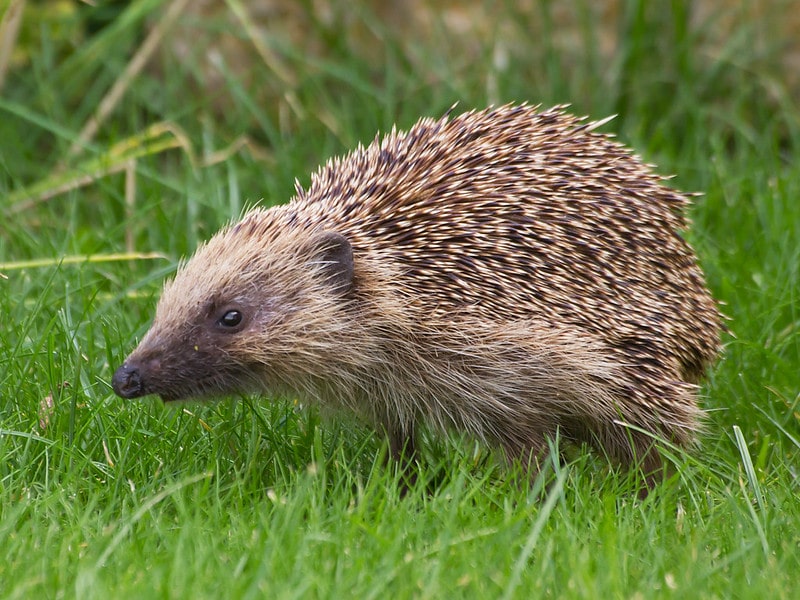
[{"left": 112, "top": 363, "right": 145, "bottom": 399}]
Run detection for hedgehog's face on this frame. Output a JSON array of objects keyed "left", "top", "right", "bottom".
[
  {"left": 112, "top": 291, "right": 265, "bottom": 402},
  {"left": 112, "top": 223, "right": 355, "bottom": 403}
]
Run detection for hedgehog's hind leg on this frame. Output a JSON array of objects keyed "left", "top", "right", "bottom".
[
  {"left": 497, "top": 427, "right": 554, "bottom": 481},
  {"left": 587, "top": 423, "right": 663, "bottom": 488},
  {"left": 584, "top": 408, "right": 683, "bottom": 498},
  {"left": 606, "top": 373, "right": 701, "bottom": 492}
]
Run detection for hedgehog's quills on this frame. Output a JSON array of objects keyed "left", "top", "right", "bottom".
[{"left": 113, "top": 104, "right": 722, "bottom": 480}]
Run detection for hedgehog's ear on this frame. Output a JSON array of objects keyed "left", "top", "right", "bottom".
[{"left": 307, "top": 231, "right": 354, "bottom": 294}]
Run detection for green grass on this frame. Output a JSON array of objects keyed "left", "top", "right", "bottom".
[{"left": 1, "top": 1, "right": 799, "bottom": 598}]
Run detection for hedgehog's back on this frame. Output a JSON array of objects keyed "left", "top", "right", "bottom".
[{"left": 289, "top": 105, "right": 721, "bottom": 381}]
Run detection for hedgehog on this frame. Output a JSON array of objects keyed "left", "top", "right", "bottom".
[{"left": 112, "top": 104, "right": 721, "bottom": 478}]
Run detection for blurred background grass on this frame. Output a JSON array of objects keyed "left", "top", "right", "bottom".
[{"left": 1, "top": 1, "right": 799, "bottom": 597}]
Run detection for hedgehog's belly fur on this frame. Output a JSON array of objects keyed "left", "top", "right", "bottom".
[{"left": 278, "top": 313, "right": 701, "bottom": 474}]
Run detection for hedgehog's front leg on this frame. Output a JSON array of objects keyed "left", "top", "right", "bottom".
[
  {"left": 383, "top": 419, "right": 417, "bottom": 465},
  {"left": 380, "top": 418, "right": 419, "bottom": 492}
]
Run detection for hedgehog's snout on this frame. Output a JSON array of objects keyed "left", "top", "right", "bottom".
[{"left": 112, "top": 362, "right": 146, "bottom": 399}]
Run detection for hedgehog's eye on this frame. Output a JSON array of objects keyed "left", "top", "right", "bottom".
[{"left": 218, "top": 309, "right": 243, "bottom": 329}]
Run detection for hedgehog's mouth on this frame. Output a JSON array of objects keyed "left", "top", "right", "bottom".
[
  {"left": 157, "top": 386, "right": 207, "bottom": 403},
  {"left": 159, "top": 393, "right": 184, "bottom": 403},
  {"left": 156, "top": 379, "right": 235, "bottom": 403}
]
